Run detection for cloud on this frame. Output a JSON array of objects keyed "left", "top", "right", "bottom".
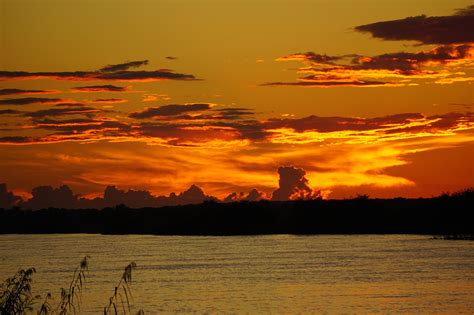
[
  {"left": 266, "top": 6, "right": 474, "bottom": 88},
  {"left": 25, "top": 105, "right": 107, "bottom": 118},
  {"left": 0, "top": 70, "right": 197, "bottom": 82},
  {"left": 99, "top": 60, "right": 149, "bottom": 73},
  {"left": 22, "top": 185, "right": 78, "bottom": 209},
  {"left": 266, "top": 43, "right": 474, "bottom": 87},
  {"left": 1, "top": 99, "right": 473, "bottom": 150},
  {"left": 0, "top": 109, "right": 22, "bottom": 115},
  {"left": 71, "top": 85, "right": 129, "bottom": 92},
  {"left": 262, "top": 80, "right": 393, "bottom": 87},
  {"left": 0, "top": 183, "right": 22, "bottom": 208},
  {"left": 355, "top": 5, "right": 474, "bottom": 44},
  {"left": 165, "top": 56, "right": 178, "bottom": 60},
  {"left": 0, "top": 60, "right": 198, "bottom": 82},
  {"left": 0, "top": 88, "right": 59, "bottom": 96},
  {"left": 271, "top": 166, "right": 319, "bottom": 201},
  {"left": 224, "top": 188, "right": 268, "bottom": 202},
  {"left": 15, "top": 183, "right": 215, "bottom": 209},
  {"left": 213, "top": 108, "right": 255, "bottom": 120},
  {"left": 0, "top": 97, "right": 65, "bottom": 106},
  {"left": 129, "top": 103, "right": 212, "bottom": 119},
  {"left": 89, "top": 98, "right": 128, "bottom": 104}
]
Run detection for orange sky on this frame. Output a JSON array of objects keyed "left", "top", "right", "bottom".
[{"left": 0, "top": 0, "right": 473, "bottom": 199}]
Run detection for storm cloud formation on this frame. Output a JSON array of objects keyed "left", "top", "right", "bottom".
[
  {"left": 0, "top": 166, "right": 325, "bottom": 209},
  {"left": 271, "top": 166, "right": 318, "bottom": 201}
]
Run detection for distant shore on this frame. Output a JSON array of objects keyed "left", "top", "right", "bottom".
[{"left": 1, "top": 194, "right": 473, "bottom": 236}]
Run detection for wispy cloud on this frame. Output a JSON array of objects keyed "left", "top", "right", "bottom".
[
  {"left": 0, "top": 60, "right": 198, "bottom": 82},
  {"left": 99, "top": 60, "right": 149, "bottom": 73},
  {"left": 71, "top": 85, "right": 129, "bottom": 92},
  {"left": 0, "top": 88, "right": 60, "bottom": 96},
  {"left": 0, "top": 97, "right": 66, "bottom": 106},
  {"left": 129, "top": 103, "right": 212, "bottom": 119},
  {"left": 264, "top": 44, "right": 473, "bottom": 87},
  {"left": 264, "top": 6, "right": 474, "bottom": 88}
]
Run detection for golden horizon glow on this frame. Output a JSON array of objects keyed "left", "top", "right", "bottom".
[{"left": 0, "top": 0, "right": 473, "bottom": 200}]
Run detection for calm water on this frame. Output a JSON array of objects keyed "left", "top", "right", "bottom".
[{"left": 0, "top": 234, "right": 473, "bottom": 314}]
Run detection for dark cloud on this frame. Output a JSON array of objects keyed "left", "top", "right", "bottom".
[
  {"left": 350, "top": 44, "right": 474, "bottom": 71},
  {"left": 269, "top": 43, "right": 473, "bottom": 87},
  {"left": 129, "top": 103, "right": 212, "bottom": 119},
  {"left": 13, "top": 183, "right": 216, "bottom": 209},
  {"left": 22, "top": 185, "right": 78, "bottom": 209},
  {"left": 1, "top": 108, "right": 471, "bottom": 147},
  {"left": 166, "top": 56, "right": 178, "bottom": 60},
  {"left": 31, "top": 118, "right": 131, "bottom": 134},
  {"left": 213, "top": 108, "right": 255, "bottom": 120},
  {"left": 355, "top": 5, "right": 474, "bottom": 44},
  {"left": 137, "top": 122, "right": 240, "bottom": 146},
  {"left": 100, "top": 185, "right": 156, "bottom": 208},
  {"left": 0, "top": 88, "right": 58, "bottom": 96},
  {"left": 224, "top": 188, "right": 267, "bottom": 202},
  {"left": 0, "top": 59, "right": 198, "bottom": 82},
  {"left": 262, "top": 80, "right": 392, "bottom": 87},
  {"left": 93, "top": 70, "right": 197, "bottom": 81},
  {"left": 271, "top": 166, "right": 318, "bottom": 201},
  {"left": 0, "top": 183, "right": 22, "bottom": 209},
  {"left": 99, "top": 60, "right": 149, "bottom": 73},
  {"left": 0, "top": 136, "right": 33, "bottom": 144},
  {"left": 263, "top": 113, "right": 424, "bottom": 133},
  {"left": 25, "top": 105, "right": 106, "bottom": 118},
  {"left": 54, "top": 103, "right": 89, "bottom": 107},
  {"left": 0, "top": 109, "right": 22, "bottom": 115},
  {"left": 85, "top": 184, "right": 215, "bottom": 208},
  {"left": 71, "top": 85, "right": 128, "bottom": 92},
  {"left": 0, "top": 97, "right": 64, "bottom": 106},
  {"left": 0, "top": 70, "right": 197, "bottom": 82}
]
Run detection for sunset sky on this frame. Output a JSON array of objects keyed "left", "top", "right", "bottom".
[{"left": 1, "top": 0, "right": 473, "bottom": 200}]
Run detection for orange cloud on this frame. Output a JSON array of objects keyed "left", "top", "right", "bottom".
[{"left": 265, "top": 44, "right": 474, "bottom": 87}]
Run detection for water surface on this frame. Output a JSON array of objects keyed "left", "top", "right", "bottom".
[{"left": 1, "top": 234, "right": 473, "bottom": 313}]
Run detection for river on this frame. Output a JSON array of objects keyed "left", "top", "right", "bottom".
[{"left": 1, "top": 234, "right": 473, "bottom": 313}]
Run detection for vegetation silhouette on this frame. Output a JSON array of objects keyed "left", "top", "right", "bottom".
[
  {"left": 0, "top": 188, "right": 473, "bottom": 237},
  {"left": 0, "top": 257, "right": 143, "bottom": 315}
]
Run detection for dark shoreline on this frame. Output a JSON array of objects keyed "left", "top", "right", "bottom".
[{"left": 1, "top": 195, "right": 473, "bottom": 236}]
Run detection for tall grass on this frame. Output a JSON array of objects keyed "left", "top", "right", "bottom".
[
  {"left": 0, "top": 258, "right": 144, "bottom": 314},
  {"left": 0, "top": 267, "right": 37, "bottom": 314},
  {"left": 104, "top": 262, "right": 138, "bottom": 315}
]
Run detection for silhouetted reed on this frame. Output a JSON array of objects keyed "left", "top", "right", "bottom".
[
  {"left": 103, "top": 262, "right": 143, "bottom": 315},
  {"left": 0, "top": 267, "right": 37, "bottom": 314},
  {"left": 0, "top": 257, "right": 144, "bottom": 314},
  {"left": 55, "top": 255, "right": 89, "bottom": 314}
]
